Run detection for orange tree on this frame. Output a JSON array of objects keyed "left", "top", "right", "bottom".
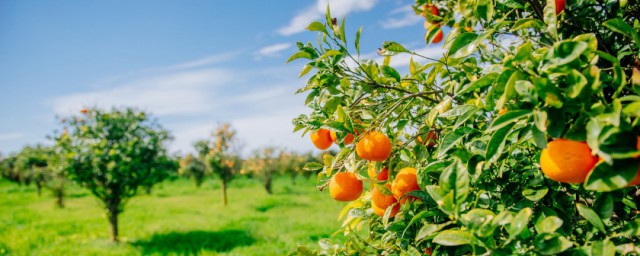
[
  {"left": 291, "top": 0, "right": 640, "bottom": 255},
  {"left": 199, "top": 123, "right": 242, "bottom": 206},
  {"left": 54, "top": 108, "right": 172, "bottom": 242}
]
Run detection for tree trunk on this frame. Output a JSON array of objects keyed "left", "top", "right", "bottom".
[
  {"left": 108, "top": 206, "right": 119, "bottom": 242},
  {"left": 145, "top": 185, "right": 152, "bottom": 195},
  {"left": 36, "top": 183, "right": 42, "bottom": 197},
  {"left": 54, "top": 187, "right": 64, "bottom": 208},
  {"left": 264, "top": 175, "right": 273, "bottom": 194},
  {"left": 222, "top": 179, "right": 228, "bottom": 206}
]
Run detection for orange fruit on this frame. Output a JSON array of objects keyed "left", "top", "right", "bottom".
[
  {"left": 356, "top": 131, "right": 392, "bottom": 162},
  {"left": 540, "top": 139, "right": 598, "bottom": 183},
  {"left": 555, "top": 0, "right": 565, "bottom": 15},
  {"left": 80, "top": 108, "right": 88, "bottom": 114},
  {"left": 330, "top": 131, "right": 355, "bottom": 145},
  {"left": 465, "top": 27, "right": 473, "bottom": 32},
  {"left": 417, "top": 131, "right": 438, "bottom": 147},
  {"left": 329, "top": 172, "right": 363, "bottom": 202},
  {"left": 368, "top": 167, "right": 389, "bottom": 181},
  {"left": 425, "top": 248, "right": 433, "bottom": 256},
  {"left": 372, "top": 184, "right": 396, "bottom": 208},
  {"left": 310, "top": 128, "right": 333, "bottom": 150},
  {"left": 372, "top": 200, "right": 399, "bottom": 217},
  {"left": 427, "top": 26, "right": 444, "bottom": 44},
  {"left": 422, "top": 4, "right": 440, "bottom": 21},
  {"left": 392, "top": 167, "right": 421, "bottom": 204},
  {"left": 498, "top": 108, "right": 507, "bottom": 116}
]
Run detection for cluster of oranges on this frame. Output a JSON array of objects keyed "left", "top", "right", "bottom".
[
  {"left": 328, "top": 166, "right": 421, "bottom": 218},
  {"left": 422, "top": 4, "right": 443, "bottom": 44},
  {"left": 310, "top": 128, "right": 430, "bottom": 218},
  {"left": 539, "top": 138, "right": 640, "bottom": 186},
  {"left": 310, "top": 128, "right": 355, "bottom": 150}
]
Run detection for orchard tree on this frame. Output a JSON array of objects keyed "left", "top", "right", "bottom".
[
  {"left": 198, "top": 123, "right": 242, "bottom": 206},
  {"left": 179, "top": 153, "right": 208, "bottom": 188},
  {"left": 291, "top": 1, "right": 640, "bottom": 255},
  {"left": 15, "top": 145, "right": 51, "bottom": 196},
  {"left": 55, "top": 108, "right": 172, "bottom": 242},
  {"left": 245, "top": 147, "right": 284, "bottom": 194},
  {"left": 0, "top": 155, "right": 22, "bottom": 184}
]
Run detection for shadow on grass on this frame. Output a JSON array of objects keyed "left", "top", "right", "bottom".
[{"left": 132, "top": 230, "right": 254, "bottom": 255}]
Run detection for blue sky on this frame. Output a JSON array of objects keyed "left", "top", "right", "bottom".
[{"left": 0, "top": 0, "right": 446, "bottom": 155}]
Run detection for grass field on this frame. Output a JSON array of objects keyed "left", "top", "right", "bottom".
[{"left": 0, "top": 176, "right": 348, "bottom": 255}]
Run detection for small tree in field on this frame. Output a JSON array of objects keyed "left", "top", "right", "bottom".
[
  {"left": 291, "top": 1, "right": 640, "bottom": 255},
  {"left": 1, "top": 155, "right": 23, "bottom": 185},
  {"left": 55, "top": 108, "right": 171, "bottom": 242},
  {"left": 14, "top": 145, "right": 50, "bottom": 196},
  {"left": 245, "top": 147, "right": 283, "bottom": 194},
  {"left": 198, "top": 123, "right": 242, "bottom": 206},
  {"left": 179, "top": 153, "right": 207, "bottom": 188}
]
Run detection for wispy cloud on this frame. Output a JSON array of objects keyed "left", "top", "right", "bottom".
[
  {"left": 256, "top": 43, "right": 292, "bottom": 58},
  {"left": 278, "top": 0, "right": 378, "bottom": 36},
  {"left": 51, "top": 68, "right": 234, "bottom": 116},
  {"left": 0, "top": 132, "right": 24, "bottom": 141},
  {"left": 380, "top": 6, "right": 423, "bottom": 29},
  {"left": 159, "top": 52, "right": 238, "bottom": 71}
]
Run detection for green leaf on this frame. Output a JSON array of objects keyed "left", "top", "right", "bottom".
[
  {"left": 437, "top": 127, "right": 476, "bottom": 158},
  {"left": 299, "top": 64, "right": 313, "bottom": 78},
  {"left": 576, "top": 203, "right": 606, "bottom": 233},
  {"left": 603, "top": 18, "right": 640, "bottom": 49},
  {"left": 543, "top": 0, "right": 557, "bottom": 39},
  {"left": 615, "top": 219, "right": 640, "bottom": 237},
  {"left": 433, "top": 230, "right": 474, "bottom": 246},
  {"left": 449, "top": 33, "right": 478, "bottom": 58},
  {"left": 287, "top": 51, "right": 314, "bottom": 63},
  {"left": 534, "top": 233, "right": 573, "bottom": 255},
  {"left": 453, "top": 106, "right": 480, "bottom": 130},
  {"left": 508, "top": 208, "right": 532, "bottom": 238},
  {"left": 439, "top": 161, "right": 470, "bottom": 208},
  {"left": 355, "top": 26, "right": 362, "bottom": 55},
  {"left": 589, "top": 240, "right": 617, "bottom": 256},
  {"left": 416, "top": 222, "right": 450, "bottom": 242},
  {"left": 510, "top": 18, "right": 545, "bottom": 32},
  {"left": 382, "top": 41, "right": 410, "bottom": 53},
  {"left": 584, "top": 159, "right": 638, "bottom": 192},
  {"left": 486, "top": 122, "right": 516, "bottom": 162},
  {"left": 303, "top": 162, "right": 323, "bottom": 172},
  {"left": 457, "top": 73, "right": 498, "bottom": 96},
  {"left": 381, "top": 66, "right": 401, "bottom": 82},
  {"left": 536, "top": 216, "right": 563, "bottom": 233},
  {"left": 523, "top": 187, "right": 549, "bottom": 202},
  {"left": 593, "top": 193, "right": 614, "bottom": 220},
  {"left": 306, "top": 21, "right": 328, "bottom": 34},
  {"left": 565, "top": 69, "right": 588, "bottom": 99},
  {"left": 486, "top": 110, "right": 532, "bottom": 133}
]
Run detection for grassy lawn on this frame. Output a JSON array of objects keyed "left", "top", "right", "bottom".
[{"left": 0, "top": 176, "right": 347, "bottom": 255}]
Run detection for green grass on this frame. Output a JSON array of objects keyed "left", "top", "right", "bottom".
[{"left": 0, "top": 176, "right": 347, "bottom": 255}]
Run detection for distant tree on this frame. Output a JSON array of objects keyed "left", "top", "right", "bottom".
[
  {"left": 141, "top": 154, "right": 179, "bottom": 195},
  {"left": 54, "top": 108, "right": 172, "bottom": 242},
  {"left": 179, "top": 153, "right": 207, "bottom": 188},
  {"left": 200, "top": 123, "right": 242, "bottom": 206},
  {"left": 0, "top": 155, "right": 21, "bottom": 184},
  {"left": 14, "top": 145, "right": 50, "bottom": 196},
  {"left": 245, "top": 147, "right": 283, "bottom": 194}
]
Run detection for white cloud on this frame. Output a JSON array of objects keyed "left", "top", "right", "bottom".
[
  {"left": 160, "top": 52, "right": 238, "bottom": 71},
  {"left": 278, "top": 0, "right": 378, "bottom": 36},
  {"left": 0, "top": 132, "right": 24, "bottom": 141},
  {"left": 256, "top": 43, "right": 292, "bottom": 57},
  {"left": 51, "top": 68, "right": 233, "bottom": 116},
  {"left": 380, "top": 6, "right": 423, "bottom": 29}
]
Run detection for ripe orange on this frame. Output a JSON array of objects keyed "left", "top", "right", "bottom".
[
  {"left": 555, "top": 0, "right": 565, "bottom": 15},
  {"left": 417, "top": 131, "right": 438, "bottom": 147},
  {"left": 356, "top": 131, "right": 392, "bottom": 162},
  {"left": 368, "top": 167, "right": 389, "bottom": 181},
  {"left": 422, "top": 4, "right": 440, "bottom": 22},
  {"left": 425, "top": 248, "right": 433, "bottom": 255},
  {"left": 80, "top": 108, "right": 89, "bottom": 114},
  {"left": 392, "top": 167, "right": 421, "bottom": 204},
  {"left": 372, "top": 184, "right": 400, "bottom": 218},
  {"left": 310, "top": 128, "right": 333, "bottom": 150},
  {"left": 426, "top": 27, "right": 444, "bottom": 44},
  {"left": 464, "top": 27, "right": 473, "bottom": 32},
  {"left": 330, "top": 131, "right": 355, "bottom": 145},
  {"left": 498, "top": 108, "right": 507, "bottom": 116},
  {"left": 329, "top": 172, "right": 363, "bottom": 202},
  {"left": 539, "top": 139, "right": 598, "bottom": 183}
]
